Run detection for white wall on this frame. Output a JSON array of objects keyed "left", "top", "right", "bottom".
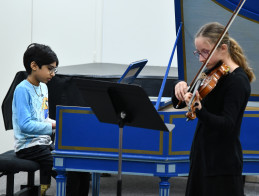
[
  {"left": 0, "top": 0, "right": 176, "bottom": 153},
  {"left": 32, "top": 0, "right": 101, "bottom": 66},
  {"left": 0, "top": 0, "right": 32, "bottom": 153},
  {"left": 102, "top": 0, "right": 177, "bottom": 67}
]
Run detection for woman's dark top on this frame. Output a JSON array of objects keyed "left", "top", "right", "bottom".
[{"left": 171, "top": 67, "right": 251, "bottom": 176}]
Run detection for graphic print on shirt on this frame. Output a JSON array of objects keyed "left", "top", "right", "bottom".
[{"left": 42, "top": 97, "right": 49, "bottom": 119}]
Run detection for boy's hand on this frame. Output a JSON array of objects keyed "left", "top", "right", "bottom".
[{"left": 52, "top": 122, "right": 56, "bottom": 129}]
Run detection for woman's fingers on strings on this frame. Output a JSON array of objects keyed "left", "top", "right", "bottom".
[{"left": 194, "top": 91, "right": 202, "bottom": 110}]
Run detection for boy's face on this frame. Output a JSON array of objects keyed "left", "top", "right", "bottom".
[{"left": 33, "top": 62, "right": 57, "bottom": 84}]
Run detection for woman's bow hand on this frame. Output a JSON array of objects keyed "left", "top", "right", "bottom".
[{"left": 175, "top": 81, "right": 188, "bottom": 101}]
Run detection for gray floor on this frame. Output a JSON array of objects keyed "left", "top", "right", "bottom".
[{"left": 1, "top": 171, "right": 259, "bottom": 195}]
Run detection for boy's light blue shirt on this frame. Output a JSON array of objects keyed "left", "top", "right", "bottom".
[{"left": 12, "top": 79, "right": 53, "bottom": 152}]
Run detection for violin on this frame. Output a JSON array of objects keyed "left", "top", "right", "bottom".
[
  {"left": 185, "top": 62, "right": 230, "bottom": 120},
  {"left": 176, "top": 0, "right": 246, "bottom": 121}
]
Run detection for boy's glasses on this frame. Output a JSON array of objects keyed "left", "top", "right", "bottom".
[
  {"left": 48, "top": 65, "right": 58, "bottom": 74},
  {"left": 193, "top": 50, "right": 210, "bottom": 59}
]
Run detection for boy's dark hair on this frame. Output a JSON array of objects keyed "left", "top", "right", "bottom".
[{"left": 23, "top": 43, "right": 59, "bottom": 74}]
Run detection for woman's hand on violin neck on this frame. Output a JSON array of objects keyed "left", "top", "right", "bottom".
[
  {"left": 194, "top": 91, "right": 202, "bottom": 110},
  {"left": 184, "top": 91, "right": 202, "bottom": 111},
  {"left": 175, "top": 81, "right": 188, "bottom": 101}
]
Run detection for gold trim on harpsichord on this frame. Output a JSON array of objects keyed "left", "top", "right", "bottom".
[
  {"left": 243, "top": 150, "right": 259, "bottom": 155},
  {"left": 244, "top": 113, "right": 259, "bottom": 117},
  {"left": 211, "top": 0, "right": 259, "bottom": 24},
  {"left": 58, "top": 108, "right": 164, "bottom": 155},
  {"left": 58, "top": 109, "right": 94, "bottom": 150},
  {"left": 180, "top": 0, "right": 188, "bottom": 81},
  {"left": 242, "top": 113, "right": 259, "bottom": 155},
  {"left": 242, "top": 113, "right": 259, "bottom": 154},
  {"left": 167, "top": 111, "right": 259, "bottom": 156},
  {"left": 168, "top": 113, "right": 190, "bottom": 155}
]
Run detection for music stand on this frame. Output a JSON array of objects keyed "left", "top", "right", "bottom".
[{"left": 73, "top": 78, "right": 172, "bottom": 196}]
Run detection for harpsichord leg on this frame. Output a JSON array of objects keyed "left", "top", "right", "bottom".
[
  {"left": 92, "top": 173, "right": 101, "bottom": 196},
  {"left": 56, "top": 169, "right": 67, "bottom": 196},
  {"left": 159, "top": 177, "right": 170, "bottom": 196}
]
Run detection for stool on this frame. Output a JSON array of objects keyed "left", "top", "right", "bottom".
[{"left": 0, "top": 150, "right": 40, "bottom": 196}]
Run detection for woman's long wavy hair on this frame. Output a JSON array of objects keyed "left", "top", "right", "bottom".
[{"left": 196, "top": 22, "right": 255, "bottom": 82}]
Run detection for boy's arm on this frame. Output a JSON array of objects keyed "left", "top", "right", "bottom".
[
  {"left": 45, "top": 117, "right": 56, "bottom": 132},
  {"left": 14, "top": 87, "right": 52, "bottom": 135}
]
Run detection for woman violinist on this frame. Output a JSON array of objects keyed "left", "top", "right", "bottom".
[{"left": 171, "top": 22, "right": 255, "bottom": 196}]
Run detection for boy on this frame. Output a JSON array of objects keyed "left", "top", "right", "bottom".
[{"left": 12, "top": 43, "right": 58, "bottom": 196}]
